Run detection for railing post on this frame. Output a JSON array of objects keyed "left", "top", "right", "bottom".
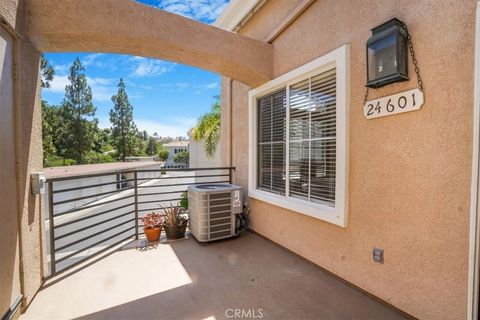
[
  {"left": 48, "top": 181, "right": 56, "bottom": 275},
  {"left": 134, "top": 171, "right": 139, "bottom": 239},
  {"left": 229, "top": 168, "right": 233, "bottom": 184}
]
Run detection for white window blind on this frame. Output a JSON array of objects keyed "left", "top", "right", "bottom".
[
  {"left": 257, "top": 68, "right": 337, "bottom": 206},
  {"left": 257, "top": 89, "right": 286, "bottom": 195}
]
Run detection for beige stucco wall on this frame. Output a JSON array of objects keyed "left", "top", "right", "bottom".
[
  {"left": 221, "top": 0, "right": 477, "bottom": 319},
  {"left": 0, "top": 0, "right": 45, "bottom": 313},
  {"left": 24, "top": 0, "right": 272, "bottom": 88},
  {"left": 0, "top": 22, "right": 21, "bottom": 317}
]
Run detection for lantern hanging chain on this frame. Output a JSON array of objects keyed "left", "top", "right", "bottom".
[
  {"left": 402, "top": 23, "right": 424, "bottom": 92},
  {"left": 363, "top": 87, "right": 369, "bottom": 106}
]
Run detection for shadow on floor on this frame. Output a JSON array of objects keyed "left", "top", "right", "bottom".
[{"left": 73, "top": 233, "right": 407, "bottom": 320}]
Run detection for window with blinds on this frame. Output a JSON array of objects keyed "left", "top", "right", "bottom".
[{"left": 257, "top": 67, "right": 337, "bottom": 207}]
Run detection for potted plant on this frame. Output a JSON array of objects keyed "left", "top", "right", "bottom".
[
  {"left": 162, "top": 204, "right": 188, "bottom": 240},
  {"left": 141, "top": 212, "right": 163, "bottom": 242},
  {"left": 180, "top": 191, "right": 188, "bottom": 211}
]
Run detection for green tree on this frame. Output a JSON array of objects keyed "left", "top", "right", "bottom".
[
  {"left": 93, "top": 128, "right": 113, "bottom": 153},
  {"left": 61, "top": 57, "right": 97, "bottom": 164},
  {"left": 40, "top": 54, "right": 57, "bottom": 165},
  {"left": 109, "top": 78, "right": 137, "bottom": 161},
  {"left": 146, "top": 136, "right": 158, "bottom": 156},
  {"left": 40, "top": 53, "right": 55, "bottom": 88},
  {"left": 174, "top": 151, "right": 189, "bottom": 165},
  {"left": 190, "top": 97, "right": 220, "bottom": 157},
  {"left": 41, "top": 101, "right": 57, "bottom": 165},
  {"left": 158, "top": 149, "right": 169, "bottom": 162}
]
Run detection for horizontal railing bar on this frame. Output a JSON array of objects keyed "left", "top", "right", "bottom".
[
  {"left": 135, "top": 174, "right": 229, "bottom": 181},
  {"left": 136, "top": 180, "right": 230, "bottom": 189},
  {"left": 53, "top": 195, "right": 134, "bottom": 217},
  {"left": 55, "top": 203, "right": 134, "bottom": 229},
  {"left": 56, "top": 218, "right": 135, "bottom": 252},
  {"left": 47, "top": 167, "right": 235, "bottom": 183},
  {"left": 137, "top": 206, "right": 180, "bottom": 212},
  {"left": 47, "top": 170, "right": 136, "bottom": 183},
  {"left": 56, "top": 226, "right": 135, "bottom": 264},
  {"left": 55, "top": 211, "right": 134, "bottom": 241},
  {"left": 138, "top": 190, "right": 187, "bottom": 197},
  {"left": 53, "top": 187, "right": 134, "bottom": 206},
  {"left": 137, "top": 198, "right": 182, "bottom": 205},
  {"left": 48, "top": 234, "right": 135, "bottom": 279},
  {"left": 53, "top": 179, "right": 135, "bottom": 194},
  {"left": 135, "top": 167, "right": 235, "bottom": 173}
]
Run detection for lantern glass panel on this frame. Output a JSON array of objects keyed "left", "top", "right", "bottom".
[
  {"left": 398, "top": 33, "right": 408, "bottom": 76},
  {"left": 367, "top": 33, "right": 397, "bottom": 83}
]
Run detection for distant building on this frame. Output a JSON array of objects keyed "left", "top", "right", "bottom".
[
  {"left": 162, "top": 140, "right": 189, "bottom": 168},
  {"left": 124, "top": 156, "right": 157, "bottom": 162},
  {"left": 189, "top": 138, "right": 221, "bottom": 168}
]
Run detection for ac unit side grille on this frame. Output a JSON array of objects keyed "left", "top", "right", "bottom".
[
  {"left": 210, "top": 212, "right": 231, "bottom": 219},
  {"left": 209, "top": 192, "right": 230, "bottom": 200},
  {"left": 210, "top": 230, "right": 232, "bottom": 239},
  {"left": 188, "top": 184, "right": 243, "bottom": 243},
  {"left": 210, "top": 217, "right": 231, "bottom": 225},
  {"left": 210, "top": 205, "right": 231, "bottom": 213},
  {"left": 210, "top": 224, "right": 231, "bottom": 233}
]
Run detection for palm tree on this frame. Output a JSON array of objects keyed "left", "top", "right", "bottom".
[{"left": 190, "top": 98, "right": 220, "bottom": 158}]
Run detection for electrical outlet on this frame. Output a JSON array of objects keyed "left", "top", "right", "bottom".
[{"left": 373, "top": 248, "right": 384, "bottom": 264}]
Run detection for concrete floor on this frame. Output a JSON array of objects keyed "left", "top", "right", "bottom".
[{"left": 22, "top": 233, "right": 407, "bottom": 320}]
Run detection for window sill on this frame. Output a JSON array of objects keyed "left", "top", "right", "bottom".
[{"left": 248, "top": 188, "right": 346, "bottom": 227}]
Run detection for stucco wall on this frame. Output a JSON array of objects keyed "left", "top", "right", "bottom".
[
  {"left": 24, "top": 0, "right": 273, "bottom": 88},
  {"left": 0, "top": 0, "right": 19, "bottom": 29},
  {"left": 16, "top": 37, "right": 44, "bottom": 311},
  {"left": 222, "top": 0, "right": 477, "bottom": 319},
  {"left": 0, "top": 23, "right": 21, "bottom": 317},
  {"left": 0, "top": 0, "right": 45, "bottom": 312}
]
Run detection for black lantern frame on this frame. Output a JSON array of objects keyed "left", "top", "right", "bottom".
[{"left": 366, "top": 18, "right": 408, "bottom": 88}]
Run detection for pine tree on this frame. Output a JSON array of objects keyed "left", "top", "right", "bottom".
[
  {"left": 109, "top": 78, "right": 137, "bottom": 161},
  {"left": 146, "top": 136, "right": 158, "bottom": 156},
  {"left": 40, "top": 55, "right": 56, "bottom": 165},
  {"left": 40, "top": 53, "right": 55, "bottom": 88},
  {"left": 61, "top": 57, "right": 97, "bottom": 164},
  {"left": 41, "top": 101, "right": 57, "bottom": 165}
]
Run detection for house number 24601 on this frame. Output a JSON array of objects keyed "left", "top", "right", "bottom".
[{"left": 363, "top": 88, "right": 424, "bottom": 119}]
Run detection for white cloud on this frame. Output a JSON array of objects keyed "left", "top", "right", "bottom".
[
  {"left": 98, "top": 116, "right": 197, "bottom": 138},
  {"left": 45, "top": 74, "right": 69, "bottom": 93},
  {"left": 43, "top": 75, "right": 116, "bottom": 102},
  {"left": 128, "top": 57, "right": 176, "bottom": 77},
  {"left": 193, "top": 81, "right": 219, "bottom": 94},
  {"left": 194, "top": 82, "right": 218, "bottom": 89},
  {"left": 83, "top": 53, "right": 104, "bottom": 66},
  {"left": 87, "top": 77, "right": 116, "bottom": 102},
  {"left": 156, "top": 82, "right": 190, "bottom": 92},
  {"left": 52, "top": 63, "right": 69, "bottom": 74},
  {"left": 156, "top": 0, "right": 229, "bottom": 24}
]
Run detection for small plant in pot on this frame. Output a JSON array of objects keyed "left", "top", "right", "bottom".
[
  {"left": 179, "top": 191, "right": 188, "bottom": 211},
  {"left": 141, "top": 212, "right": 163, "bottom": 242},
  {"left": 162, "top": 204, "right": 188, "bottom": 240}
]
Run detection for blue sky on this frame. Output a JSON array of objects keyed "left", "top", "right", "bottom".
[{"left": 42, "top": 0, "right": 229, "bottom": 138}]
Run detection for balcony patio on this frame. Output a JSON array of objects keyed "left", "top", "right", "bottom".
[
  {"left": 22, "top": 232, "right": 406, "bottom": 320},
  {"left": 18, "top": 167, "right": 408, "bottom": 319}
]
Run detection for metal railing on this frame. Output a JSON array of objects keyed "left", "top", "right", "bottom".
[{"left": 45, "top": 166, "right": 235, "bottom": 277}]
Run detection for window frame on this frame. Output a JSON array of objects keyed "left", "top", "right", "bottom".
[{"left": 248, "top": 44, "right": 350, "bottom": 227}]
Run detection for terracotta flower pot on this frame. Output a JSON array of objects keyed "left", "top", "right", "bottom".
[
  {"left": 163, "top": 221, "right": 187, "bottom": 240},
  {"left": 144, "top": 225, "right": 161, "bottom": 242}
]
